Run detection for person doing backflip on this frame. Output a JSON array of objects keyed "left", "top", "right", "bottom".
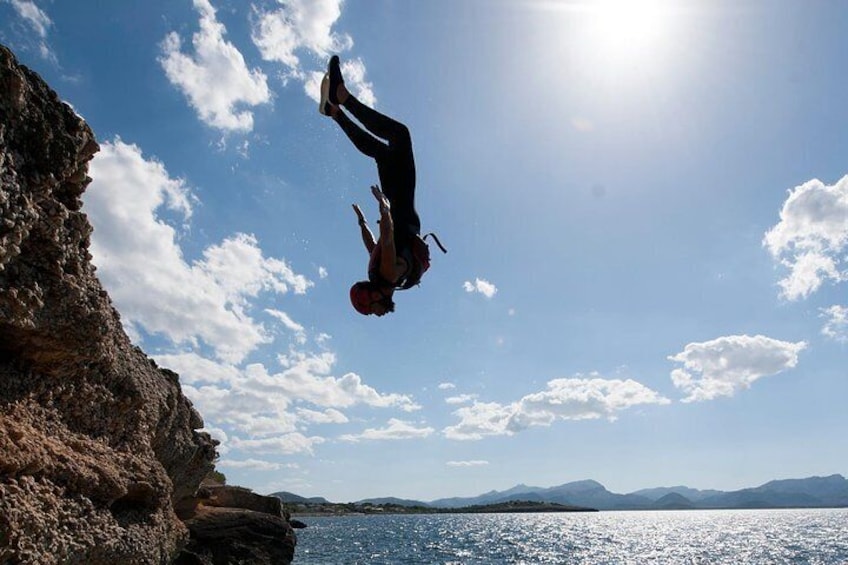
[{"left": 320, "top": 55, "right": 443, "bottom": 316}]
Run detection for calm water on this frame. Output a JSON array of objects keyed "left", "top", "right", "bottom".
[{"left": 293, "top": 508, "right": 848, "bottom": 564}]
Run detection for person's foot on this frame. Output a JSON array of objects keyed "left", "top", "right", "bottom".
[
  {"left": 319, "top": 72, "right": 331, "bottom": 115},
  {"left": 318, "top": 72, "right": 338, "bottom": 116},
  {"left": 328, "top": 55, "right": 346, "bottom": 104}
]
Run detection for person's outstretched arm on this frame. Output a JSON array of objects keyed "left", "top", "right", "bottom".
[
  {"left": 371, "top": 185, "right": 399, "bottom": 284},
  {"left": 352, "top": 204, "right": 376, "bottom": 253}
]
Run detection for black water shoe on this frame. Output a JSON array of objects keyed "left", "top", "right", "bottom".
[{"left": 328, "top": 55, "right": 344, "bottom": 104}]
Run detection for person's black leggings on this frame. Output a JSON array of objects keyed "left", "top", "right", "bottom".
[{"left": 334, "top": 95, "right": 420, "bottom": 246}]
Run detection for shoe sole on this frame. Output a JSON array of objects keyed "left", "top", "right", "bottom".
[{"left": 319, "top": 72, "right": 331, "bottom": 115}]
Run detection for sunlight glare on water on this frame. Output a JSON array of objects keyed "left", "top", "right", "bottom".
[{"left": 295, "top": 509, "right": 848, "bottom": 564}]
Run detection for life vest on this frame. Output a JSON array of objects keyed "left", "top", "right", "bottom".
[{"left": 368, "top": 233, "right": 446, "bottom": 290}]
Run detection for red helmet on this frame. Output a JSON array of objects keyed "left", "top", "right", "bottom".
[{"left": 350, "top": 282, "right": 373, "bottom": 315}]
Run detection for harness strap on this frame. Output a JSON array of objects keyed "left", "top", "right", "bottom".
[{"left": 423, "top": 232, "right": 447, "bottom": 254}]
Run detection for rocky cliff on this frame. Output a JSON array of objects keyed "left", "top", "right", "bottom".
[{"left": 1, "top": 44, "right": 294, "bottom": 564}]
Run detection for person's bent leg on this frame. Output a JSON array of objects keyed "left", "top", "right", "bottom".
[
  {"left": 343, "top": 95, "right": 411, "bottom": 151},
  {"left": 334, "top": 110, "right": 388, "bottom": 160}
]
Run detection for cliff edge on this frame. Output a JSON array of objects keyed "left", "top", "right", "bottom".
[{"left": 0, "top": 44, "right": 294, "bottom": 564}]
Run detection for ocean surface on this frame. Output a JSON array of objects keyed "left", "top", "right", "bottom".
[{"left": 293, "top": 508, "right": 848, "bottom": 564}]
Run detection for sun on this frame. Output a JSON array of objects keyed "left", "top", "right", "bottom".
[{"left": 586, "top": 0, "right": 670, "bottom": 62}]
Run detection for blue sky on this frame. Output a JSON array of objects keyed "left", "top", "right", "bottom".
[{"left": 3, "top": 0, "right": 846, "bottom": 502}]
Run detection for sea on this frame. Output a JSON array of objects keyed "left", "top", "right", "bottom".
[{"left": 293, "top": 508, "right": 848, "bottom": 564}]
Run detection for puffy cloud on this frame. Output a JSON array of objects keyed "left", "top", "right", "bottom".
[
  {"left": 463, "top": 278, "right": 498, "bottom": 299},
  {"left": 296, "top": 407, "right": 349, "bottom": 424},
  {"left": 438, "top": 382, "right": 456, "bottom": 390},
  {"left": 250, "top": 0, "right": 352, "bottom": 68},
  {"left": 182, "top": 382, "right": 300, "bottom": 437},
  {"left": 86, "top": 139, "right": 312, "bottom": 364},
  {"left": 245, "top": 356, "right": 421, "bottom": 412},
  {"left": 217, "top": 458, "right": 298, "bottom": 471},
  {"left": 445, "top": 394, "right": 478, "bottom": 405},
  {"left": 154, "top": 352, "right": 240, "bottom": 385},
  {"left": 443, "top": 376, "right": 669, "bottom": 440},
  {"left": 668, "top": 334, "right": 807, "bottom": 402},
  {"left": 763, "top": 175, "right": 848, "bottom": 300},
  {"left": 820, "top": 305, "right": 848, "bottom": 343},
  {"left": 446, "top": 460, "right": 489, "bottom": 467},
  {"left": 250, "top": 0, "right": 375, "bottom": 106},
  {"left": 339, "top": 419, "right": 434, "bottom": 442},
  {"left": 160, "top": 351, "right": 417, "bottom": 438},
  {"left": 230, "top": 433, "right": 325, "bottom": 455},
  {"left": 159, "top": 0, "right": 270, "bottom": 132}
]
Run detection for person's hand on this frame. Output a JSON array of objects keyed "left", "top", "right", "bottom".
[
  {"left": 352, "top": 203, "right": 366, "bottom": 225},
  {"left": 371, "top": 185, "right": 390, "bottom": 215}
]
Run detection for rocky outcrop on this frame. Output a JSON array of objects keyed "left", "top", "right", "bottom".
[
  {"left": 176, "top": 486, "right": 296, "bottom": 564},
  {"left": 0, "top": 44, "right": 294, "bottom": 563}
]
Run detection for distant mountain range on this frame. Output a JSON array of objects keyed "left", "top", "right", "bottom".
[{"left": 272, "top": 474, "right": 848, "bottom": 511}]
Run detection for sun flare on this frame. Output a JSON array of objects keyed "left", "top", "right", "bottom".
[{"left": 586, "top": 0, "right": 670, "bottom": 61}]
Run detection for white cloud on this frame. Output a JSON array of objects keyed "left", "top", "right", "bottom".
[
  {"left": 86, "top": 139, "right": 312, "bottom": 364},
  {"left": 463, "top": 278, "right": 498, "bottom": 299},
  {"left": 155, "top": 352, "right": 240, "bottom": 385},
  {"left": 11, "top": 0, "right": 51, "bottom": 37},
  {"left": 315, "top": 332, "right": 331, "bottom": 345},
  {"left": 444, "top": 376, "right": 669, "bottom": 440},
  {"left": 160, "top": 350, "right": 417, "bottom": 440},
  {"left": 250, "top": 0, "right": 352, "bottom": 68},
  {"left": 437, "top": 382, "right": 456, "bottom": 390},
  {"left": 250, "top": 0, "right": 375, "bottom": 107},
  {"left": 668, "top": 334, "right": 807, "bottom": 403},
  {"left": 445, "top": 394, "right": 478, "bottom": 405},
  {"left": 265, "top": 308, "right": 307, "bottom": 344},
  {"left": 183, "top": 382, "right": 300, "bottom": 437},
  {"left": 245, "top": 354, "right": 421, "bottom": 412},
  {"left": 217, "top": 458, "right": 298, "bottom": 471},
  {"left": 339, "top": 419, "right": 434, "bottom": 442},
  {"left": 231, "top": 433, "right": 325, "bottom": 455},
  {"left": 763, "top": 175, "right": 848, "bottom": 300},
  {"left": 820, "top": 305, "right": 848, "bottom": 343},
  {"left": 446, "top": 460, "right": 489, "bottom": 467},
  {"left": 318, "top": 266, "right": 328, "bottom": 279},
  {"left": 296, "top": 407, "right": 349, "bottom": 424},
  {"left": 159, "top": 0, "right": 270, "bottom": 132},
  {"left": 9, "top": 0, "right": 55, "bottom": 61}
]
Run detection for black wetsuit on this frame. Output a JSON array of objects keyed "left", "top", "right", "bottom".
[{"left": 334, "top": 95, "right": 421, "bottom": 256}]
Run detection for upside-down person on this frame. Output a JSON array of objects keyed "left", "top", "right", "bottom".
[{"left": 320, "top": 55, "right": 444, "bottom": 316}]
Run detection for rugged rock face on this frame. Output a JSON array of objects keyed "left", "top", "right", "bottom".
[{"left": 0, "top": 44, "right": 295, "bottom": 563}]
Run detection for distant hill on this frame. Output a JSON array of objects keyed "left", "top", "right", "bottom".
[
  {"left": 270, "top": 491, "right": 330, "bottom": 504},
  {"left": 275, "top": 474, "right": 848, "bottom": 511},
  {"left": 633, "top": 485, "right": 723, "bottom": 502},
  {"left": 698, "top": 474, "right": 848, "bottom": 509},
  {"left": 651, "top": 492, "right": 696, "bottom": 510}
]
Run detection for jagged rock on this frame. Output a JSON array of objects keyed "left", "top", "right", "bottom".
[{"left": 0, "top": 44, "right": 294, "bottom": 563}]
